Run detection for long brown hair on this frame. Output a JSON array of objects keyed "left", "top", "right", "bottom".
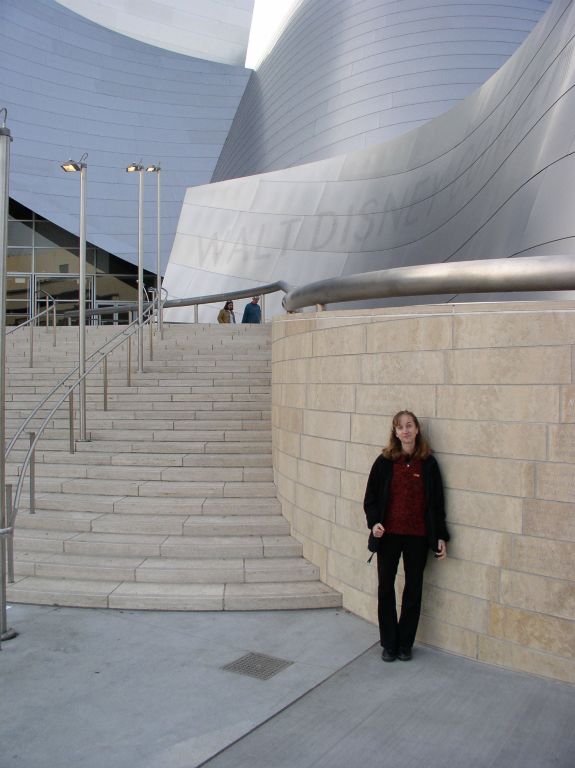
[{"left": 382, "top": 410, "right": 431, "bottom": 461}]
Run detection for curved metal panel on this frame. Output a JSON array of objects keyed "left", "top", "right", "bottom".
[
  {"left": 53, "top": 0, "right": 255, "bottom": 66},
  {"left": 164, "top": 0, "right": 575, "bottom": 316},
  {"left": 213, "top": 0, "right": 550, "bottom": 181},
  {"left": 0, "top": 0, "right": 250, "bottom": 273}
]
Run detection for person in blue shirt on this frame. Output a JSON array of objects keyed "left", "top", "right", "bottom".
[{"left": 242, "top": 296, "right": 262, "bottom": 324}]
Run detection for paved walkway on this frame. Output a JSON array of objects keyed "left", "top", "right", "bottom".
[{"left": 1, "top": 604, "right": 573, "bottom": 768}]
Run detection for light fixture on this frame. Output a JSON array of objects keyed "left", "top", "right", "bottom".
[
  {"left": 145, "top": 164, "right": 160, "bottom": 173},
  {"left": 61, "top": 152, "right": 88, "bottom": 173},
  {"left": 126, "top": 161, "right": 144, "bottom": 173}
]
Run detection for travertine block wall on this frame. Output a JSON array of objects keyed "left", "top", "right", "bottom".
[{"left": 272, "top": 302, "right": 575, "bottom": 684}]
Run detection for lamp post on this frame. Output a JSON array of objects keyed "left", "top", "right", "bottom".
[
  {"left": 126, "top": 162, "right": 144, "bottom": 372},
  {"left": 0, "top": 108, "right": 16, "bottom": 644},
  {"left": 61, "top": 153, "right": 88, "bottom": 441},
  {"left": 145, "top": 164, "right": 162, "bottom": 337}
]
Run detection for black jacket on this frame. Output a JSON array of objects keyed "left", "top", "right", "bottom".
[{"left": 363, "top": 453, "right": 450, "bottom": 552}]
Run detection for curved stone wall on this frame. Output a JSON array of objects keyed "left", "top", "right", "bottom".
[
  {"left": 272, "top": 302, "right": 575, "bottom": 684},
  {"left": 0, "top": 0, "right": 250, "bottom": 272},
  {"left": 164, "top": 0, "right": 575, "bottom": 316},
  {"left": 213, "top": 0, "right": 550, "bottom": 180}
]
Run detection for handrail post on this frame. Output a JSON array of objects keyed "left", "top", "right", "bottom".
[
  {"left": 45, "top": 294, "right": 49, "bottom": 328},
  {"left": 29, "top": 431, "right": 36, "bottom": 515},
  {"left": 68, "top": 389, "right": 75, "bottom": 454},
  {"left": 261, "top": 294, "right": 266, "bottom": 323},
  {"left": 29, "top": 323, "right": 33, "bottom": 368},
  {"left": 149, "top": 315, "right": 153, "bottom": 360},
  {"left": 52, "top": 302, "right": 57, "bottom": 346},
  {"left": 194, "top": 304, "right": 198, "bottom": 324},
  {"left": 127, "top": 335, "right": 132, "bottom": 387},
  {"left": 6, "top": 484, "right": 13, "bottom": 583},
  {"left": 103, "top": 356, "right": 108, "bottom": 411}
]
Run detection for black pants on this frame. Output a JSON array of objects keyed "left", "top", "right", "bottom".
[{"left": 376, "top": 534, "right": 429, "bottom": 653}]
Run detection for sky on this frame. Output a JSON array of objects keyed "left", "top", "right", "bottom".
[{"left": 245, "top": 0, "right": 303, "bottom": 68}]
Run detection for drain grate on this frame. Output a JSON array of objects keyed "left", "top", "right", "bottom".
[{"left": 222, "top": 652, "right": 294, "bottom": 681}]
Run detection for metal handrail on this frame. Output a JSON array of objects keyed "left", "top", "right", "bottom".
[
  {"left": 6, "top": 302, "right": 53, "bottom": 334},
  {"left": 4, "top": 307, "right": 152, "bottom": 461},
  {"left": 8, "top": 304, "right": 157, "bottom": 534},
  {"left": 162, "top": 281, "right": 291, "bottom": 310},
  {"left": 282, "top": 255, "right": 575, "bottom": 312}
]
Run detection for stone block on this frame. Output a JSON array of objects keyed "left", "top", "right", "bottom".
[
  {"left": 274, "top": 405, "right": 303, "bottom": 433},
  {"left": 303, "top": 410, "right": 351, "bottom": 441},
  {"left": 346, "top": 443, "right": 384, "bottom": 474},
  {"left": 276, "top": 473, "right": 296, "bottom": 504},
  {"left": 331, "top": 524, "right": 370, "bottom": 562},
  {"left": 437, "top": 385, "right": 559, "bottom": 423},
  {"left": 448, "top": 524, "right": 512, "bottom": 568},
  {"left": 561, "top": 386, "right": 575, "bottom": 422},
  {"left": 298, "top": 459, "right": 341, "bottom": 496},
  {"left": 430, "top": 419, "right": 547, "bottom": 461},
  {"left": 351, "top": 413, "right": 395, "bottom": 448},
  {"left": 422, "top": 585, "right": 489, "bottom": 633},
  {"left": 335, "top": 497, "right": 365, "bottom": 531},
  {"left": 274, "top": 428, "right": 301, "bottom": 458},
  {"left": 326, "top": 550, "right": 377, "bottom": 593},
  {"left": 523, "top": 499, "right": 575, "bottom": 541},
  {"left": 306, "top": 383, "right": 355, "bottom": 412},
  {"left": 275, "top": 332, "right": 313, "bottom": 361},
  {"left": 549, "top": 425, "right": 575, "bottom": 463},
  {"left": 445, "top": 347, "right": 571, "bottom": 384},
  {"left": 294, "top": 483, "right": 336, "bottom": 522},
  {"left": 355, "top": 384, "right": 436, "bottom": 418},
  {"left": 275, "top": 383, "right": 307, "bottom": 409},
  {"left": 443, "top": 455, "right": 535, "bottom": 497},
  {"left": 536, "top": 462, "right": 575, "bottom": 503},
  {"left": 275, "top": 449, "right": 299, "bottom": 481},
  {"left": 361, "top": 351, "right": 445, "bottom": 384},
  {"left": 340, "top": 470, "right": 369, "bottom": 504},
  {"left": 454, "top": 310, "right": 575, "bottom": 349},
  {"left": 301, "top": 435, "right": 347, "bottom": 469},
  {"left": 447, "top": 489, "right": 523, "bottom": 533},
  {"left": 292, "top": 507, "right": 333, "bottom": 547},
  {"left": 367, "top": 315, "right": 453, "bottom": 353},
  {"left": 424, "top": 557, "right": 500, "bottom": 601},
  {"left": 510, "top": 535, "right": 574, "bottom": 580},
  {"left": 500, "top": 570, "right": 575, "bottom": 620},
  {"left": 312, "top": 324, "right": 366, "bottom": 357},
  {"left": 307, "top": 356, "right": 363, "bottom": 384},
  {"left": 488, "top": 604, "right": 575, "bottom": 658},
  {"left": 416, "top": 614, "right": 478, "bottom": 658},
  {"left": 477, "top": 635, "right": 575, "bottom": 685}
]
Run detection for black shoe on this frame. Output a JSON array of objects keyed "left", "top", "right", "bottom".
[
  {"left": 381, "top": 648, "right": 396, "bottom": 662},
  {"left": 397, "top": 647, "right": 412, "bottom": 661}
]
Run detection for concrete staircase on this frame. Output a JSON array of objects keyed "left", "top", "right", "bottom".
[{"left": 5, "top": 323, "right": 341, "bottom": 611}]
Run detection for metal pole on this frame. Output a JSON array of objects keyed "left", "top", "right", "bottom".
[
  {"left": 194, "top": 304, "right": 198, "bottom": 324},
  {"left": 156, "top": 169, "right": 163, "bottom": 338},
  {"left": 45, "top": 294, "right": 49, "bottom": 328},
  {"left": 137, "top": 169, "right": 144, "bottom": 373},
  {"left": 127, "top": 335, "right": 131, "bottom": 387},
  {"left": 6, "top": 484, "right": 13, "bottom": 583},
  {"left": 0, "top": 108, "right": 16, "bottom": 642},
  {"left": 261, "top": 293, "right": 266, "bottom": 323},
  {"left": 103, "top": 355, "right": 108, "bottom": 411},
  {"left": 69, "top": 389, "right": 75, "bottom": 454},
  {"left": 52, "top": 301, "right": 57, "bottom": 346},
  {"left": 29, "top": 432, "right": 36, "bottom": 515},
  {"left": 79, "top": 162, "right": 87, "bottom": 440}
]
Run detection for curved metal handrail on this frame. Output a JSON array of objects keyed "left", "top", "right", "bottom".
[
  {"left": 282, "top": 255, "right": 575, "bottom": 312},
  {"left": 9, "top": 304, "right": 156, "bottom": 528},
  {"left": 162, "top": 281, "right": 291, "bottom": 310}
]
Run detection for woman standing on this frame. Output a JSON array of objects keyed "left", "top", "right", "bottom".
[
  {"left": 217, "top": 300, "right": 236, "bottom": 324},
  {"left": 364, "top": 411, "right": 449, "bottom": 662}
]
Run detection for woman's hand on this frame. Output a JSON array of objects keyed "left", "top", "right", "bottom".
[
  {"left": 372, "top": 523, "right": 385, "bottom": 538},
  {"left": 435, "top": 539, "right": 447, "bottom": 560}
]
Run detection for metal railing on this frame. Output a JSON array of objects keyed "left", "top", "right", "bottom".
[
  {"left": 6, "top": 293, "right": 58, "bottom": 367},
  {"left": 281, "top": 255, "right": 575, "bottom": 312}
]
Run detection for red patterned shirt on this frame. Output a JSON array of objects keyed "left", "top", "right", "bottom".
[{"left": 384, "top": 456, "right": 427, "bottom": 536}]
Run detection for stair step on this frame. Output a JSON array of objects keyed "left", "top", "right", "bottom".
[
  {"left": 6, "top": 323, "right": 341, "bottom": 612},
  {"left": 6, "top": 577, "right": 340, "bottom": 611}
]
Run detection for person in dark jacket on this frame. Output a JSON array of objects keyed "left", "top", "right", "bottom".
[
  {"left": 364, "top": 410, "right": 449, "bottom": 662},
  {"left": 241, "top": 296, "right": 262, "bottom": 323}
]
